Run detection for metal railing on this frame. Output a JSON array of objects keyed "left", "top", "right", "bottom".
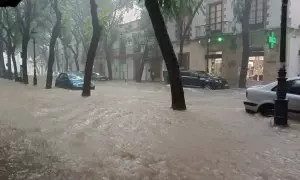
[{"left": 195, "top": 21, "right": 235, "bottom": 38}]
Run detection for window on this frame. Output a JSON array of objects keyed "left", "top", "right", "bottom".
[
  {"left": 209, "top": 2, "right": 222, "bottom": 31},
  {"left": 178, "top": 52, "right": 190, "bottom": 69},
  {"left": 249, "top": 0, "right": 264, "bottom": 27},
  {"left": 289, "top": 80, "right": 300, "bottom": 95},
  {"left": 59, "top": 73, "right": 68, "bottom": 80},
  {"left": 180, "top": 71, "right": 190, "bottom": 77},
  {"left": 272, "top": 80, "right": 300, "bottom": 95}
]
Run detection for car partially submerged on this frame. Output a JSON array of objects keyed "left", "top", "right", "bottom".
[
  {"left": 55, "top": 72, "right": 95, "bottom": 90},
  {"left": 163, "top": 70, "right": 229, "bottom": 90},
  {"left": 92, "top": 72, "right": 109, "bottom": 81},
  {"left": 244, "top": 77, "right": 300, "bottom": 117}
]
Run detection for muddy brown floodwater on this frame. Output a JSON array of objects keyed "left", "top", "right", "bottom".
[{"left": 1, "top": 78, "right": 300, "bottom": 180}]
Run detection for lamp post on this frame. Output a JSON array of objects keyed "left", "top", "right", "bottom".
[
  {"left": 274, "top": 0, "right": 289, "bottom": 126},
  {"left": 32, "top": 31, "right": 37, "bottom": 86},
  {"left": 205, "top": 25, "right": 211, "bottom": 73}
]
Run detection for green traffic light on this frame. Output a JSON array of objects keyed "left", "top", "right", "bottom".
[{"left": 217, "top": 37, "right": 224, "bottom": 42}]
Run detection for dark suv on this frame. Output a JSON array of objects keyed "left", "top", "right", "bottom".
[{"left": 164, "top": 70, "right": 229, "bottom": 90}]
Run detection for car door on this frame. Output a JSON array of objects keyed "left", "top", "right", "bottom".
[
  {"left": 286, "top": 80, "right": 300, "bottom": 114},
  {"left": 198, "top": 73, "right": 209, "bottom": 88},
  {"left": 58, "top": 73, "right": 69, "bottom": 88},
  {"left": 189, "top": 72, "right": 202, "bottom": 87},
  {"left": 56, "top": 74, "right": 64, "bottom": 87},
  {"left": 180, "top": 71, "right": 191, "bottom": 87}
]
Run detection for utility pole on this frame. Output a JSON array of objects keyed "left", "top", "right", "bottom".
[
  {"left": 206, "top": 25, "right": 210, "bottom": 73},
  {"left": 274, "top": 0, "right": 289, "bottom": 126},
  {"left": 33, "top": 37, "right": 37, "bottom": 85}
]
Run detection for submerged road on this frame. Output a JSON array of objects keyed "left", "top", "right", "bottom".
[{"left": 0, "top": 79, "right": 300, "bottom": 180}]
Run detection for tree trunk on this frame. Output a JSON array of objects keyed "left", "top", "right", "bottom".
[
  {"left": 177, "top": 21, "right": 184, "bottom": 67},
  {"left": 6, "top": 50, "right": 12, "bottom": 80},
  {"left": 104, "top": 38, "right": 113, "bottom": 80},
  {"left": 82, "top": 0, "right": 101, "bottom": 96},
  {"left": 74, "top": 54, "right": 79, "bottom": 71},
  {"left": 63, "top": 45, "right": 69, "bottom": 72},
  {"left": 11, "top": 46, "right": 18, "bottom": 81},
  {"left": 46, "top": 0, "right": 61, "bottom": 89},
  {"left": 21, "top": 0, "right": 32, "bottom": 84},
  {"left": 136, "top": 43, "right": 149, "bottom": 82},
  {"left": 21, "top": 29, "right": 30, "bottom": 84},
  {"left": 178, "top": 36, "right": 184, "bottom": 68},
  {"left": 0, "top": 30, "right": 5, "bottom": 77},
  {"left": 55, "top": 43, "right": 61, "bottom": 72},
  {"left": 145, "top": 0, "right": 186, "bottom": 110},
  {"left": 238, "top": 0, "right": 251, "bottom": 88},
  {"left": 68, "top": 43, "right": 80, "bottom": 71}
]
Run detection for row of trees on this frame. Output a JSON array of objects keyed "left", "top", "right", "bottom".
[
  {"left": 0, "top": 0, "right": 194, "bottom": 110},
  {"left": 1, "top": 0, "right": 254, "bottom": 110}
]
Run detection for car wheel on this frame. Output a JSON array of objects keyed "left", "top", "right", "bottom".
[
  {"left": 245, "top": 109, "right": 255, "bottom": 114},
  {"left": 203, "top": 84, "right": 213, "bottom": 90},
  {"left": 259, "top": 104, "right": 274, "bottom": 117}
]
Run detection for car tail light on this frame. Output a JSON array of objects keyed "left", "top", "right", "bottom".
[{"left": 246, "top": 90, "right": 248, "bottom": 98}]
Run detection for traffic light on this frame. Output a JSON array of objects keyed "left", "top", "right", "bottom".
[{"left": 217, "top": 37, "right": 224, "bottom": 42}]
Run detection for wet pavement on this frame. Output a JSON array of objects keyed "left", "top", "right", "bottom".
[{"left": 1, "top": 78, "right": 300, "bottom": 180}]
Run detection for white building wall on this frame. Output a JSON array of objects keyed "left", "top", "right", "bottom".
[
  {"left": 287, "top": 32, "right": 300, "bottom": 77},
  {"left": 142, "top": 63, "right": 151, "bottom": 81},
  {"left": 266, "top": 0, "right": 282, "bottom": 29},
  {"left": 290, "top": 0, "right": 300, "bottom": 29},
  {"left": 126, "top": 58, "right": 134, "bottom": 80}
]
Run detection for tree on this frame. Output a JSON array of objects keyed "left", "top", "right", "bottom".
[
  {"left": 55, "top": 42, "right": 61, "bottom": 72},
  {"left": 16, "top": 0, "right": 50, "bottom": 84},
  {"left": 68, "top": 31, "right": 80, "bottom": 71},
  {"left": 60, "top": 5, "right": 74, "bottom": 72},
  {"left": 45, "top": 0, "right": 62, "bottom": 89},
  {"left": 100, "top": 0, "right": 133, "bottom": 80},
  {"left": 145, "top": 0, "right": 186, "bottom": 110},
  {"left": 135, "top": 8, "right": 155, "bottom": 82},
  {"left": 160, "top": 0, "right": 204, "bottom": 66},
  {"left": 82, "top": 0, "right": 102, "bottom": 96},
  {"left": 0, "top": 10, "right": 6, "bottom": 77},
  {"left": 1, "top": 9, "right": 21, "bottom": 81},
  {"left": 16, "top": 0, "right": 32, "bottom": 84},
  {"left": 232, "top": 0, "right": 252, "bottom": 88}
]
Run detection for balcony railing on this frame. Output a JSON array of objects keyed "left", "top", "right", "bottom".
[{"left": 195, "top": 21, "right": 235, "bottom": 38}]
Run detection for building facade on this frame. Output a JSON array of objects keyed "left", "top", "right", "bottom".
[
  {"left": 167, "top": 0, "right": 300, "bottom": 86},
  {"left": 95, "top": 20, "right": 163, "bottom": 81}
]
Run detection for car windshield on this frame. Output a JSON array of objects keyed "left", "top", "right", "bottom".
[{"left": 68, "top": 73, "right": 83, "bottom": 80}]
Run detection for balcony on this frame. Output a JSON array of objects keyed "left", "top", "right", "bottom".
[{"left": 195, "top": 21, "right": 235, "bottom": 38}]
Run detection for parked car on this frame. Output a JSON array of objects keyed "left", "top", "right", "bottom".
[
  {"left": 55, "top": 72, "right": 95, "bottom": 90},
  {"left": 78, "top": 71, "right": 108, "bottom": 81},
  {"left": 244, "top": 77, "right": 300, "bottom": 117},
  {"left": 92, "top": 72, "right": 109, "bottom": 81},
  {"left": 164, "top": 70, "right": 229, "bottom": 89}
]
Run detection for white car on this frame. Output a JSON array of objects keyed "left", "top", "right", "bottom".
[{"left": 244, "top": 77, "right": 300, "bottom": 117}]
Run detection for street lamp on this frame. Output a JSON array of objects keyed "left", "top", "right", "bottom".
[
  {"left": 31, "top": 31, "right": 38, "bottom": 86},
  {"left": 274, "top": 0, "right": 289, "bottom": 126},
  {"left": 205, "top": 25, "right": 211, "bottom": 73}
]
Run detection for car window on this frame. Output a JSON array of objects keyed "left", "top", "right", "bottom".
[
  {"left": 57, "top": 74, "right": 63, "bottom": 79},
  {"left": 189, "top": 72, "right": 198, "bottom": 78},
  {"left": 288, "top": 80, "right": 300, "bottom": 95},
  {"left": 272, "top": 80, "right": 300, "bottom": 95},
  {"left": 180, "top": 72, "right": 190, "bottom": 76},
  {"left": 57, "top": 73, "right": 66, "bottom": 80},
  {"left": 199, "top": 73, "right": 209, "bottom": 78},
  {"left": 61, "top": 74, "right": 68, "bottom": 79},
  {"left": 68, "top": 73, "right": 83, "bottom": 80}
]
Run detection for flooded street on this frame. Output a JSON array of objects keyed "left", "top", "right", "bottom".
[{"left": 1, "top": 78, "right": 300, "bottom": 180}]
